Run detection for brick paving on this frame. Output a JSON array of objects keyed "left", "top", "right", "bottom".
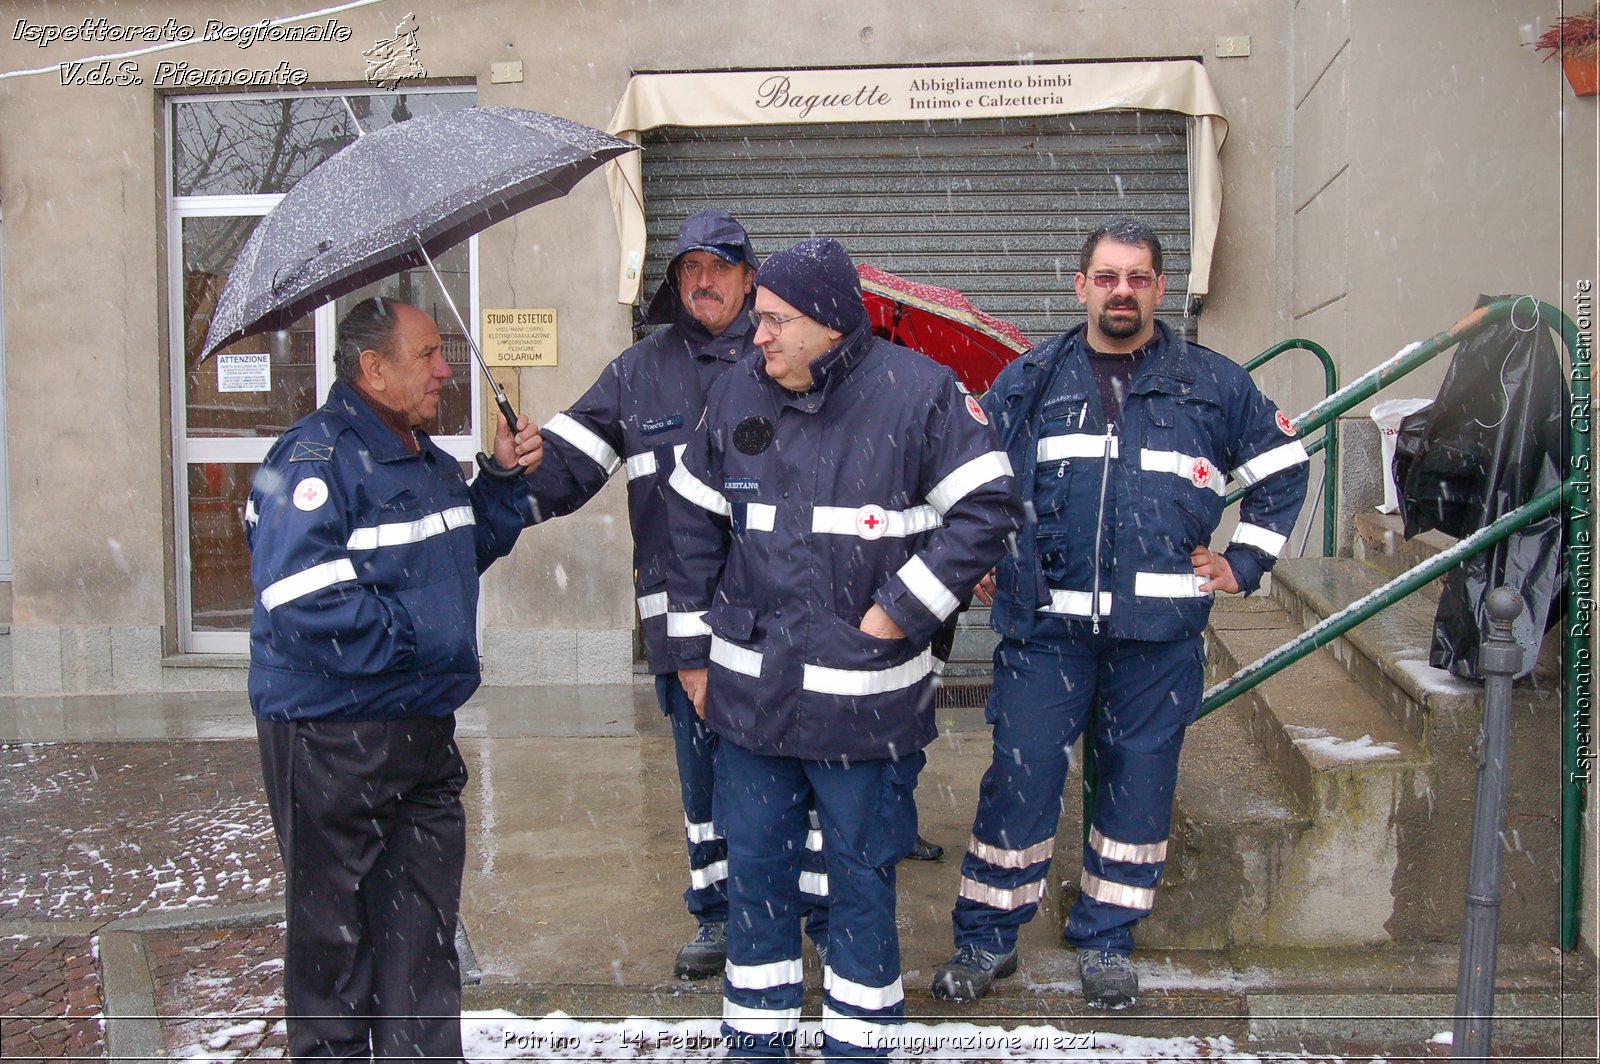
[
  {"left": 0, "top": 742, "right": 282, "bottom": 923},
  {"left": 149, "top": 925, "right": 287, "bottom": 1060},
  {"left": 0, "top": 934, "right": 104, "bottom": 1061},
  {"left": 0, "top": 741, "right": 283, "bottom": 1061}
]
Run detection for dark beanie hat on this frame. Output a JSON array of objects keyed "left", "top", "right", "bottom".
[{"left": 754, "top": 238, "right": 866, "bottom": 334}]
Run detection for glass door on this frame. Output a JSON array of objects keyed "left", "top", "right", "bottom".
[{"left": 169, "top": 89, "right": 476, "bottom": 653}]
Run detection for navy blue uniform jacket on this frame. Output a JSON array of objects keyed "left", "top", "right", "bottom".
[
  {"left": 519, "top": 305, "right": 756, "bottom": 673},
  {"left": 246, "top": 381, "right": 530, "bottom": 722},
  {"left": 666, "top": 324, "right": 1022, "bottom": 761},
  {"left": 985, "top": 320, "right": 1310, "bottom": 644}
]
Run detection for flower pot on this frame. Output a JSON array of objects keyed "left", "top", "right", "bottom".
[{"left": 1563, "top": 53, "right": 1600, "bottom": 96}]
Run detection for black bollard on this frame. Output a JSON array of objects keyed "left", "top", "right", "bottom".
[{"left": 1450, "top": 587, "right": 1526, "bottom": 1062}]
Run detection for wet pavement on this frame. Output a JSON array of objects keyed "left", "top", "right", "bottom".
[{"left": 0, "top": 685, "right": 1593, "bottom": 1061}]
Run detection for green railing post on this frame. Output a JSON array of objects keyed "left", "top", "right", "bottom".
[
  {"left": 1562, "top": 290, "right": 1592, "bottom": 953},
  {"left": 1244, "top": 339, "right": 1339, "bottom": 557}
]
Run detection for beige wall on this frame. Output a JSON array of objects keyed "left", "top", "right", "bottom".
[
  {"left": 0, "top": 0, "right": 1293, "bottom": 687},
  {"left": 1294, "top": 0, "right": 1595, "bottom": 406}
]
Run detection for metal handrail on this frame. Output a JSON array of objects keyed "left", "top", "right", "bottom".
[
  {"left": 1199, "top": 482, "right": 1564, "bottom": 714},
  {"left": 1234, "top": 339, "right": 1339, "bottom": 556},
  {"left": 1194, "top": 294, "right": 1590, "bottom": 950}
]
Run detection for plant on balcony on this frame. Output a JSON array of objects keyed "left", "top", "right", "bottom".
[{"left": 1530, "top": 6, "right": 1600, "bottom": 96}]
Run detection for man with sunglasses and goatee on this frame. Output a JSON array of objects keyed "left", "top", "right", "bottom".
[{"left": 931, "top": 217, "right": 1309, "bottom": 1010}]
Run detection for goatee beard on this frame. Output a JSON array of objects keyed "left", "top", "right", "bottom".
[{"left": 1098, "top": 306, "right": 1144, "bottom": 338}]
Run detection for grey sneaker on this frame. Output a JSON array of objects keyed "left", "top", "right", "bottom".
[
  {"left": 1077, "top": 948, "right": 1138, "bottom": 1009},
  {"left": 673, "top": 921, "right": 727, "bottom": 981},
  {"left": 929, "top": 943, "right": 1019, "bottom": 1003}
]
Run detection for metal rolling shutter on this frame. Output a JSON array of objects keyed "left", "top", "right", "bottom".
[{"left": 640, "top": 111, "right": 1191, "bottom": 344}]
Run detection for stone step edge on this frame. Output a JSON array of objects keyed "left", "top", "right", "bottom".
[
  {"left": 1269, "top": 557, "right": 1490, "bottom": 722},
  {"left": 1351, "top": 511, "right": 1456, "bottom": 584},
  {"left": 1205, "top": 609, "right": 1425, "bottom": 810}
]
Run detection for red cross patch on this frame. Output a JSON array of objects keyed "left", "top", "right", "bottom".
[
  {"left": 965, "top": 394, "right": 989, "bottom": 426},
  {"left": 1276, "top": 410, "right": 1297, "bottom": 437},
  {"left": 292, "top": 476, "right": 329, "bottom": 512},
  {"left": 1189, "top": 458, "right": 1215, "bottom": 489},
  {"left": 855, "top": 504, "right": 889, "bottom": 540}
]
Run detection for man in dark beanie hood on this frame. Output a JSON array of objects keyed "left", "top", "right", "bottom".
[
  {"left": 644, "top": 208, "right": 761, "bottom": 330},
  {"left": 519, "top": 209, "right": 836, "bottom": 983},
  {"left": 751, "top": 236, "right": 867, "bottom": 335},
  {"left": 666, "top": 236, "right": 1022, "bottom": 1061},
  {"left": 743, "top": 237, "right": 875, "bottom": 394}
]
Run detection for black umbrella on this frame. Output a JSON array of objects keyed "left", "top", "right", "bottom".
[{"left": 199, "top": 104, "right": 638, "bottom": 475}]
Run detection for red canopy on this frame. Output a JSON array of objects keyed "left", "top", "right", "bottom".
[{"left": 856, "top": 263, "right": 1031, "bottom": 393}]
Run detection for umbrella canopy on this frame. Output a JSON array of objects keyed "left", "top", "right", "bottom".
[
  {"left": 856, "top": 263, "right": 1030, "bottom": 393},
  {"left": 200, "top": 106, "right": 637, "bottom": 360}
]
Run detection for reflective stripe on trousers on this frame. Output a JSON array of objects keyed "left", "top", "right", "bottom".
[{"left": 951, "top": 619, "right": 1199, "bottom": 956}]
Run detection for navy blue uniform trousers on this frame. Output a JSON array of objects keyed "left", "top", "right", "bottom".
[
  {"left": 716, "top": 740, "right": 921, "bottom": 1061},
  {"left": 660, "top": 676, "right": 829, "bottom": 937},
  {"left": 258, "top": 715, "right": 467, "bottom": 1062},
  {"left": 952, "top": 618, "right": 1203, "bottom": 955},
  {"left": 659, "top": 674, "right": 730, "bottom": 925}
]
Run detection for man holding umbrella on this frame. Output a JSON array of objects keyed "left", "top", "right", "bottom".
[
  {"left": 248, "top": 296, "right": 542, "bottom": 1061},
  {"left": 516, "top": 209, "right": 832, "bottom": 980}
]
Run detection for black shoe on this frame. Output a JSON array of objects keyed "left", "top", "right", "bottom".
[
  {"left": 907, "top": 834, "right": 945, "bottom": 861},
  {"left": 673, "top": 921, "right": 727, "bottom": 981},
  {"left": 929, "top": 943, "right": 1019, "bottom": 1003},
  {"left": 1077, "top": 948, "right": 1138, "bottom": 1009}
]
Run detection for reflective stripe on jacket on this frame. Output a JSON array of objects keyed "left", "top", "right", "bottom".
[
  {"left": 666, "top": 324, "right": 1022, "bottom": 761},
  {"left": 246, "top": 381, "right": 530, "bottom": 721},
  {"left": 519, "top": 310, "right": 755, "bottom": 673},
  {"left": 985, "top": 320, "right": 1310, "bottom": 644}
]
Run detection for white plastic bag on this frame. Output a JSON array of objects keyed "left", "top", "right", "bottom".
[{"left": 1370, "top": 398, "right": 1433, "bottom": 514}]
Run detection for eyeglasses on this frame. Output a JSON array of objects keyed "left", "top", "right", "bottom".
[
  {"left": 1088, "top": 271, "right": 1158, "bottom": 290},
  {"left": 749, "top": 309, "right": 807, "bottom": 335},
  {"left": 678, "top": 257, "right": 739, "bottom": 280}
]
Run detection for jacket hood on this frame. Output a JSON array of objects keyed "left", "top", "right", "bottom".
[{"left": 644, "top": 209, "right": 759, "bottom": 326}]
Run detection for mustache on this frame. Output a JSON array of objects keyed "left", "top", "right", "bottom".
[{"left": 691, "top": 288, "right": 723, "bottom": 302}]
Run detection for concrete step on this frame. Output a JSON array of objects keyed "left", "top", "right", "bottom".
[
  {"left": 1349, "top": 510, "right": 1564, "bottom": 684},
  {"left": 1145, "top": 695, "right": 1308, "bottom": 949},
  {"left": 1267, "top": 557, "right": 1564, "bottom": 945},
  {"left": 462, "top": 942, "right": 1593, "bottom": 1056},
  {"left": 1204, "top": 596, "right": 1429, "bottom": 946},
  {"left": 1351, "top": 510, "right": 1455, "bottom": 586},
  {"left": 1207, "top": 597, "right": 1425, "bottom": 811}
]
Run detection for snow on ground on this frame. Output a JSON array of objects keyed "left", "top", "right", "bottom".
[
  {"left": 1282, "top": 725, "right": 1401, "bottom": 762},
  {"left": 1025, "top": 957, "right": 1280, "bottom": 996},
  {"left": 461, "top": 1011, "right": 1371, "bottom": 1063},
  {"left": 166, "top": 1005, "right": 1424, "bottom": 1062}
]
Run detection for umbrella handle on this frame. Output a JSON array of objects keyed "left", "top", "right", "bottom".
[
  {"left": 411, "top": 237, "right": 525, "bottom": 481},
  {"left": 476, "top": 394, "right": 526, "bottom": 480}
]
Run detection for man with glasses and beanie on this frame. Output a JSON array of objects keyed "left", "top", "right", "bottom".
[
  {"left": 517, "top": 209, "right": 833, "bottom": 980},
  {"left": 929, "top": 217, "right": 1310, "bottom": 1009},
  {"left": 666, "top": 237, "right": 1020, "bottom": 1062}
]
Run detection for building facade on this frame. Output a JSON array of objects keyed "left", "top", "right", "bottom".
[{"left": 1, "top": 3, "right": 1595, "bottom": 938}]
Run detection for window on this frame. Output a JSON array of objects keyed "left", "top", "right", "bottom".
[{"left": 168, "top": 88, "right": 476, "bottom": 652}]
